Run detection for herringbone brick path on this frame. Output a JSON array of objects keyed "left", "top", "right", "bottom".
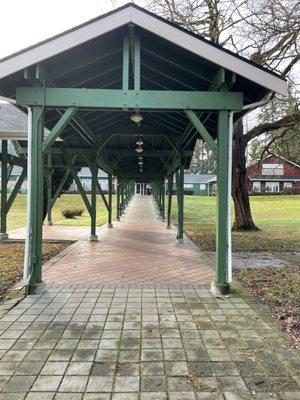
[{"left": 43, "top": 196, "right": 215, "bottom": 285}]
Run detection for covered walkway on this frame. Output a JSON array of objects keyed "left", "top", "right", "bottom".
[
  {"left": 0, "top": 3, "right": 287, "bottom": 295},
  {"left": 43, "top": 196, "right": 215, "bottom": 285}
]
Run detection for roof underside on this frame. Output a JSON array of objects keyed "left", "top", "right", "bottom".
[{"left": 0, "top": 5, "right": 284, "bottom": 179}]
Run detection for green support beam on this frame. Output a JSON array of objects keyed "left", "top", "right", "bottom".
[
  {"left": 108, "top": 172, "right": 113, "bottom": 228},
  {"left": 184, "top": 110, "right": 218, "bottom": 151},
  {"left": 116, "top": 179, "right": 120, "bottom": 221},
  {"left": 176, "top": 163, "right": 184, "bottom": 241},
  {"left": 42, "top": 107, "right": 77, "bottom": 153},
  {"left": 97, "top": 181, "right": 109, "bottom": 211},
  {"left": 90, "top": 157, "right": 98, "bottom": 240},
  {"left": 134, "top": 35, "right": 141, "bottom": 91},
  {"left": 161, "top": 180, "right": 165, "bottom": 220},
  {"left": 16, "top": 87, "right": 243, "bottom": 110},
  {"left": 210, "top": 68, "right": 225, "bottom": 91},
  {"left": 42, "top": 148, "right": 193, "bottom": 158},
  {"left": 215, "top": 110, "right": 230, "bottom": 295},
  {"left": 64, "top": 155, "right": 92, "bottom": 216},
  {"left": 46, "top": 154, "right": 53, "bottom": 225},
  {"left": 0, "top": 140, "right": 8, "bottom": 240},
  {"left": 122, "top": 35, "right": 129, "bottom": 91},
  {"left": 85, "top": 157, "right": 109, "bottom": 212},
  {"left": 166, "top": 173, "right": 173, "bottom": 229},
  {"left": 7, "top": 168, "right": 26, "bottom": 212},
  {"left": 29, "top": 106, "right": 45, "bottom": 291},
  {"left": 0, "top": 153, "right": 26, "bottom": 168},
  {"left": 51, "top": 155, "right": 76, "bottom": 207}
]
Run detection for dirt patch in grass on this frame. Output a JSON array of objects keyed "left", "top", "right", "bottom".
[
  {"left": 234, "top": 266, "right": 300, "bottom": 347},
  {"left": 0, "top": 242, "right": 70, "bottom": 300}
]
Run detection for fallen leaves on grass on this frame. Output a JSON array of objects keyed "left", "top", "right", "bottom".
[
  {"left": 234, "top": 266, "right": 300, "bottom": 347},
  {"left": 0, "top": 242, "right": 69, "bottom": 300}
]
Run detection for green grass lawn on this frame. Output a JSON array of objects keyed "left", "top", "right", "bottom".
[
  {"left": 0, "top": 242, "right": 69, "bottom": 300},
  {"left": 6, "top": 193, "right": 116, "bottom": 229},
  {"left": 4, "top": 193, "right": 300, "bottom": 252},
  {"left": 234, "top": 266, "right": 300, "bottom": 346},
  {"left": 170, "top": 195, "right": 300, "bottom": 252}
]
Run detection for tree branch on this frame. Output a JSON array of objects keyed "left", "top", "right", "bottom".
[{"left": 244, "top": 111, "right": 300, "bottom": 143}]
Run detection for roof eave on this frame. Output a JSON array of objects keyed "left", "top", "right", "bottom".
[{"left": 0, "top": 5, "right": 288, "bottom": 96}]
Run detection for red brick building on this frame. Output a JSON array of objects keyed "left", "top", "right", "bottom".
[{"left": 246, "top": 155, "right": 300, "bottom": 194}]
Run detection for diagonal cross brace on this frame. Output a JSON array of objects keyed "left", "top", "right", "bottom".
[
  {"left": 51, "top": 155, "right": 77, "bottom": 207},
  {"left": 85, "top": 157, "right": 110, "bottom": 212},
  {"left": 7, "top": 169, "right": 26, "bottom": 212},
  {"left": 63, "top": 154, "right": 92, "bottom": 216},
  {"left": 184, "top": 110, "right": 218, "bottom": 151},
  {"left": 42, "top": 107, "right": 77, "bottom": 153}
]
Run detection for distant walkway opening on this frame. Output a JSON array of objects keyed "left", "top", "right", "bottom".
[{"left": 43, "top": 196, "right": 214, "bottom": 285}]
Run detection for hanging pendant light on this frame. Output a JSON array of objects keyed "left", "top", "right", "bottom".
[
  {"left": 130, "top": 112, "right": 143, "bottom": 124},
  {"left": 136, "top": 138, "right": 144, "bottom": 146},
  {"left": 136, "top": 146, "right": 143, "bottom": 153}
]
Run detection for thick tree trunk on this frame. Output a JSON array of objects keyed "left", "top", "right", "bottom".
[{"left": 232, "top": 119, "right": 259, "bottom": 231}]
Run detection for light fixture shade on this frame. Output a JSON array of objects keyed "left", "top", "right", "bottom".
[
  {"left": 130, "top": 112, "right": 143, "bottom": 123},
  {"left": 136, "top": 147, "right": 143, "bottom": 153},
  {"left": 136, "top": 139, "right": 144, "bottom": 146},
  {"left": 138, "top": 161, "right": 143, "bottom": 166},
  {"left": 138, "top": 156, "right": 143, "bottom": 160}
]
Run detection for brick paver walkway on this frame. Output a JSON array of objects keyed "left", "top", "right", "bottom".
[
  {"left": 0, "top": 285, "right": 299, "bottom": 399},
  {"left": 8, "top": 226, "right": 91, "bottom": 241},
  {"left": 0, "top": 196, "right": 299, "bottom": 399},
  {"left": 43, "top": 196, "right": 215, "bottom": 285}
]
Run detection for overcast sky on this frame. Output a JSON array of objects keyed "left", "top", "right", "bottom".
[
  {"left": 0, "top": 0, "right": 135, "bottom": 59},
  {"left": 0, "top": 0, "right": 297, "bottom": 121}
]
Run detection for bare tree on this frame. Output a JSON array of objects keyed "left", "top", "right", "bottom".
[{"left": 147, "top": 0, "right": 300, "bottom": 230}]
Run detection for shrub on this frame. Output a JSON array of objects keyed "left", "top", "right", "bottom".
[{"left": 61, "top": 208, "right": 84, "bottom": 219}]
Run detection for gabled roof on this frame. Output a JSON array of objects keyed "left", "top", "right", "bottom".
[
  {"left": 265, "top": 153, "right": 300, "bottom": 169},
  {"left": 0, "top": 3, "right": 287, "bottom": 95},
  {"left": 249, "top": 154, "right": 300, "bottom": 170},
  {"left": 0, "top": 103, "right": 27, "bottom": 137},
  {"left": 173, "top": 173, "right": 216, "bottom": 184},
  {"left": 249, "top": 175, "right": 300, "bottom": 182},
  {"left": 0, "top": 102, "right": 51, "bottom": 140}
]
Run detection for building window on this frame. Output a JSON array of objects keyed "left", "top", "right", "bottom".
[
  {"left": 283, "top": 182, "right": 292, "bottom": 188},
  {"left": 253, "top": 182, "right": 261, "bottom": 192},
  {"left": 184, "top": 184, "right": 193, "bottom": 189},
  {"left": 265, "top": 181, "right": 279, "bottom": 193},
  {"left": 199, "top": 184, "right": 206, "bottom": 190},
  {"left": 262, "top": 163, "right": 283, "bottom": 175}
]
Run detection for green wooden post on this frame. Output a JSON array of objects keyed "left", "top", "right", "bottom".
[
  {"left": 116, "top": 179, "right": 120, "bottom": 221},
  {"left": 108, "top": 172, "right": 113, "bottom": 228},
  {"left": 214, "top": 110, "right": 230, "bottom": 295},
  {"left": 121, "top": 181, "right": 124, "bottom": 211},
  {"left": 176, "top": 163, "right": 184, "bottom": 241},
  {"left": 46, "top": 153, "right": 53, "bottom": 226},
  {"left": 161, "top": 180, "right": 165, "bottom": 220},
  {"left": 166, "top": 173, "right": 173, "bottom": 229},
  {"left": 122, "top": 35, "right": 129, "bottom": 91},
  {"left": 29, "top": 106, "right": 45, "bottom": 292},
  {"left": 90, "top": 156, "right": 98, "bottom": 241},
  {"left": 158, "top": 184, "right": 162, "bottom": 217},
  {"left": 0, "top": 140, "right": 8, "bottom": 240}
]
